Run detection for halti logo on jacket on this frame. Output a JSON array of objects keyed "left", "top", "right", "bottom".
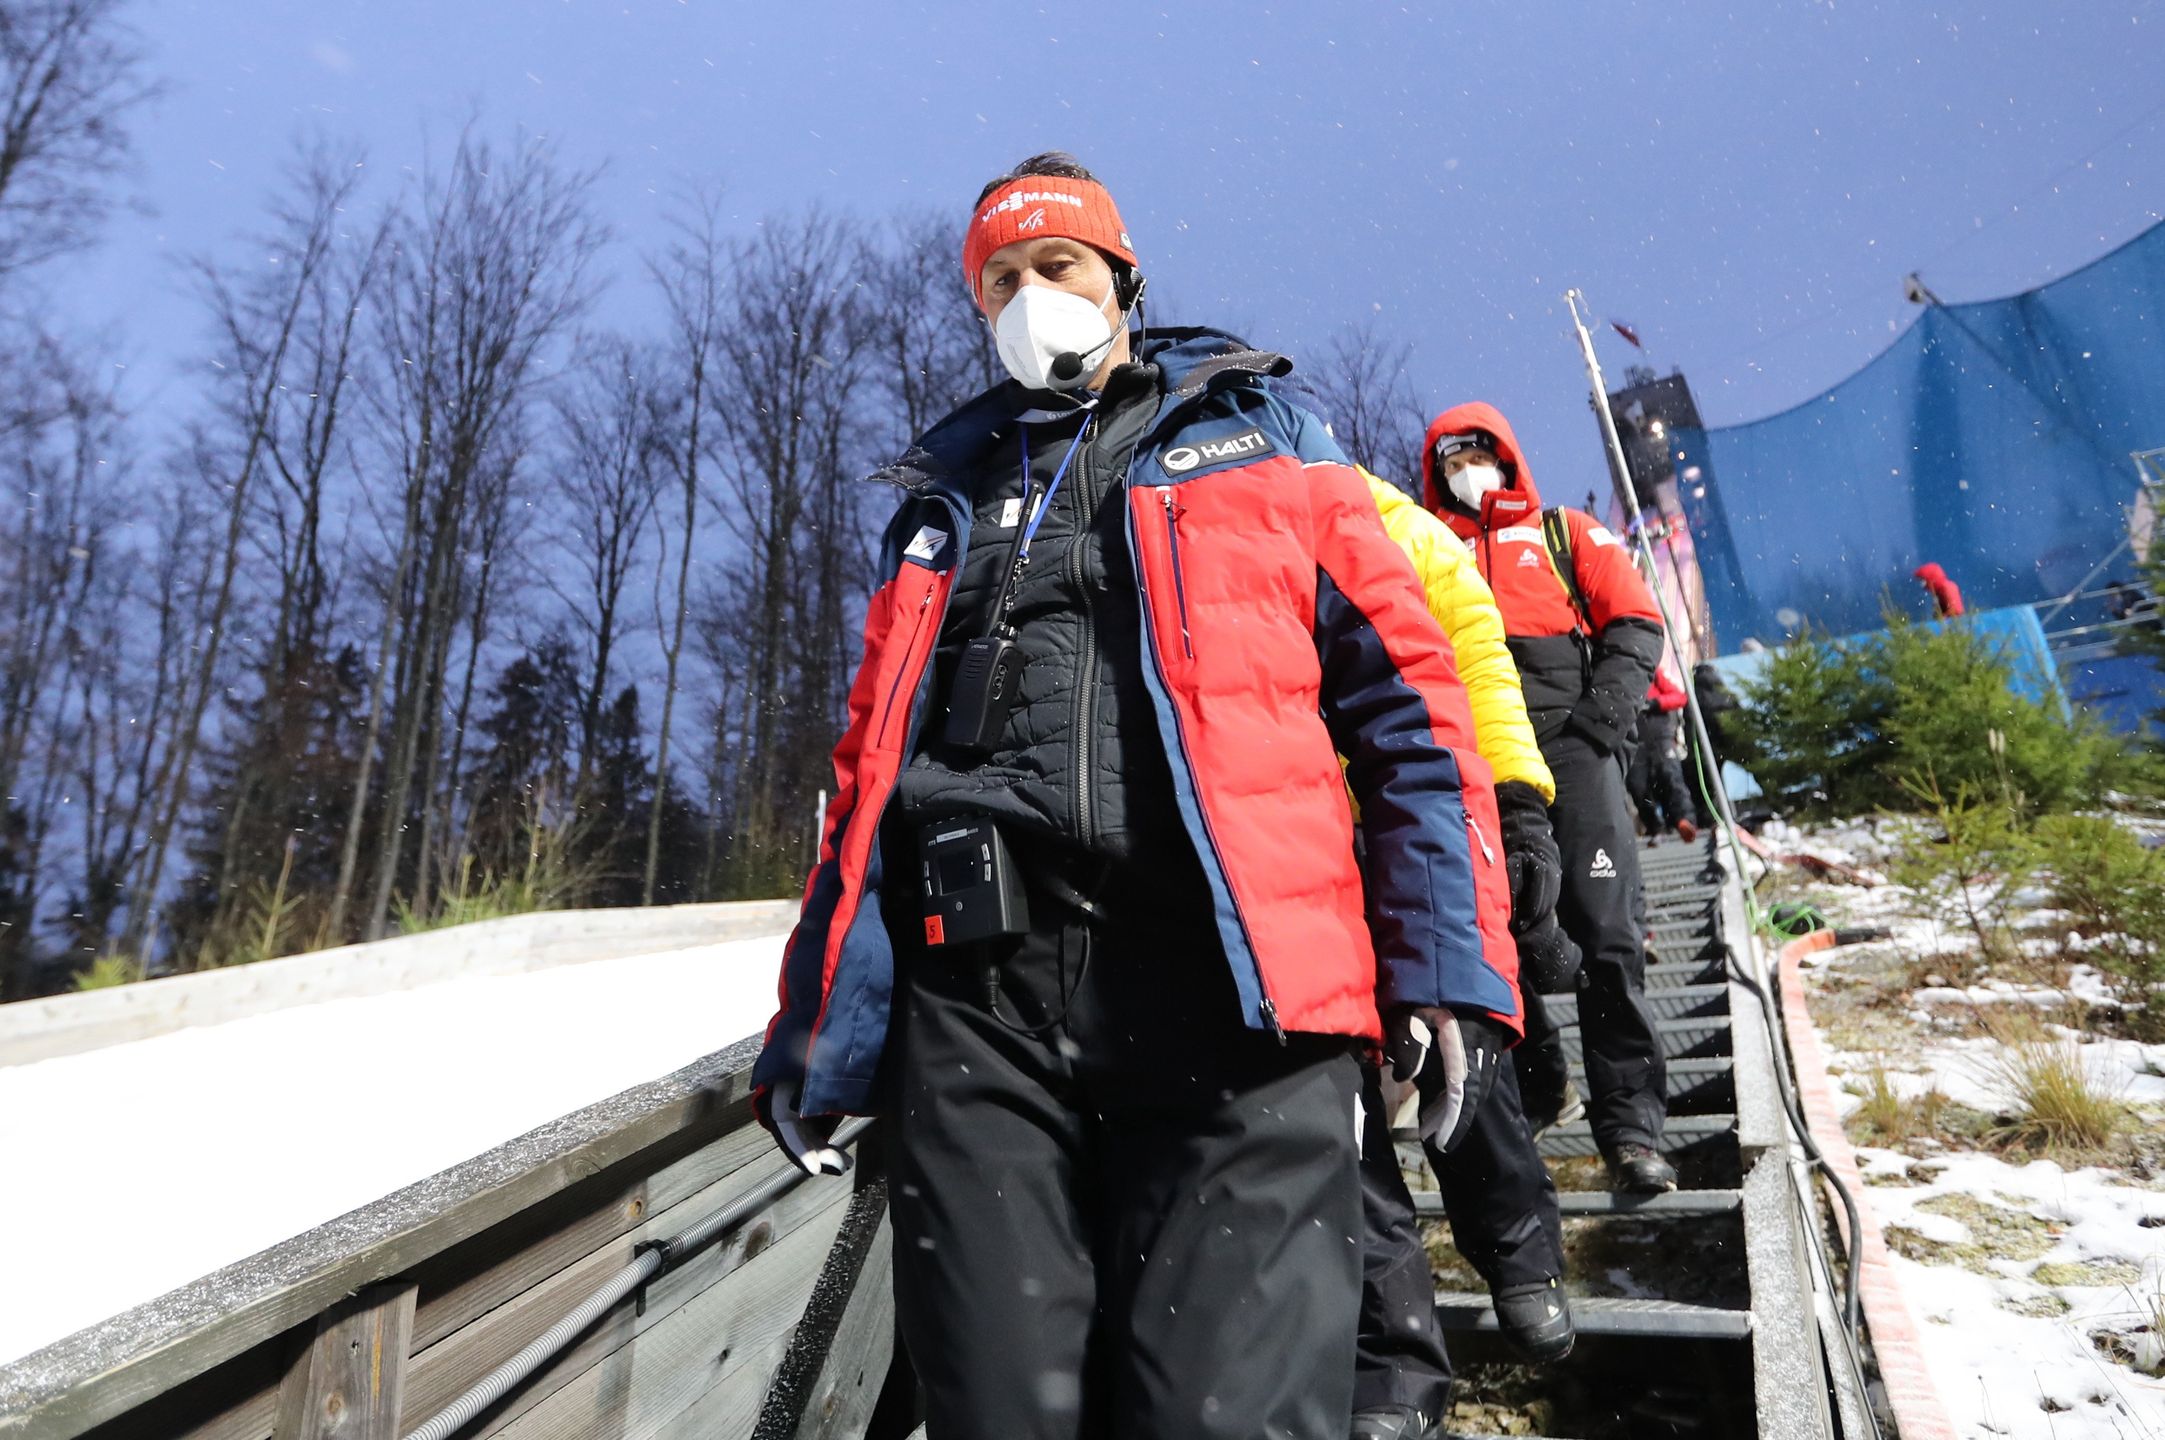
[
  {"left": 1589, "top": 848, "right": 1617, "bottom": 879},
  {"left": 1161, "top": 427, "right": 1272, "bottom": 475}
]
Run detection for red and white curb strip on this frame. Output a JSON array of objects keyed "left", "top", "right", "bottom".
[{"left": 1778, "top": 931, "right": 1961, "bottom": 1440}]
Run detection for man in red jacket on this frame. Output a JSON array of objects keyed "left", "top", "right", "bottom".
[
  {"left": 753, "top": 154, "right": 1520, "bottom": 1438},
  {"left": 1913, "top": 562, "right": 1965, "bottom": 618},
  {"left": 1627, "top": 667, "right": 1699, "bottom": 842},
  {"left": 1422, "top": 403, "right": 1677, "bottom": 1193}
]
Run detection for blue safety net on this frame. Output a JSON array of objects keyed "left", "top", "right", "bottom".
[{"left": 1674, "top": 220, "right": 2165, "bottom": 648}]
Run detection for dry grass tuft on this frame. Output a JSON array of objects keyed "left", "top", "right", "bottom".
[
  {"left": 1984, "top": 1028, "right": 2132, "bottom": 1156},
  {"left": 1847, "top": 1058, "right": 1952, "bottom": 1148}
]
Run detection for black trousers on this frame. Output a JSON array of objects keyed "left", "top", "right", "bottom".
[
  {"left": 1352, "top": 1058, "right": 1563, "bottom": 1417},
  {"left": 888, "top": 864, "right": 1363, "bottom": 1440},
  {"left": 1515, "top": 732, "right": 1668, "bottom": 1151},
  {"left": 1626, "top": 708, "right": 1695, "bottom": 833}
]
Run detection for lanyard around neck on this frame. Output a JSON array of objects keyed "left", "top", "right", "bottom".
[{"left": 986, "top": 417, "right": 1093, "bottom": 633}]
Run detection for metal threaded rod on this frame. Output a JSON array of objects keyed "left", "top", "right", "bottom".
[{"left": 401, "top": 1118, "right": 869, "bottom": 1440}]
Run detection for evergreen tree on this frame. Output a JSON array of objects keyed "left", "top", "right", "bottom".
[
  {"left": 171, "top": 640, "right": 371, "bottom": 964},
  {"left": 465, "top": 638, "right": 582, "bottom": 885}
]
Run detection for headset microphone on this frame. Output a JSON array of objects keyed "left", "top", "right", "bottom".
[
  {"left": 1049, "top": 332, "right": 1116, "bottom": 387},
  {"left": 1048, "top": 271, "right": 1148, "bottom": 388}
]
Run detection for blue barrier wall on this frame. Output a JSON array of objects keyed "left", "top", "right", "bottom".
[{"left": 1675, "top": 221, "right": 2165, "bottom": 648}]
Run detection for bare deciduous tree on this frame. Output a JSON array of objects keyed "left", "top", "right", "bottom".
[
  {"left": 1293, "top": 318, "right": 1428, "bottom": 487},
  {"left": 118, "top": 153, "right": 360, "bottom": 962},
  {"left": 342, "top": 129, "right": 605, "bottom": 940},
  {"left": 0, "top": 0, "right": 154, "bottom": 279},
  {"left": 703, "top": 209, "right": 870, "bottom": 894},
  {"left": 640, "top": 187, "right": 723, "bottom": 904},
  {"left": 550, "top": 336, "right": 664, "bottom": 798}
]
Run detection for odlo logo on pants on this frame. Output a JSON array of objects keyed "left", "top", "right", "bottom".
[{"left": 1588, "top": 848, "right": 1617, "bottom": 879}]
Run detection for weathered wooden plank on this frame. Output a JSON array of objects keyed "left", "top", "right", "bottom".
[
  {"left": 648, "top": 1332, "right": 797, "bottom": 1440},
  {"left": 76, "top": 1339, "right": 283, "bottom": 1440},
  {"left": 270, "top": 1284, "right": 416, "bottom": 1440},
  {"left": 107, "top": 1125, "right": 807, "bottom": 1440},
  {"left": 398, "top": 1149, "right": 849, "bottom": 1435},
  {"left": 792, "top": 1212, "right": 894, "bottom": 1440},
  {"left": 748, "top": 1178, "right": 893, "bottom": 1440},
  {"left": 482, "top": 1197, "right": 850, "bottom": 1439},
  {"left": 406, "top": 1115, "right": 774, "bottom": 1352},
  {"left": 0, "top": 1039, "right": 763, "bottom": 1440}
]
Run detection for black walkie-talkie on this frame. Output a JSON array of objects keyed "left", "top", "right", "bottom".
[{"left": 943, "top": 629, "right": 1024, "bottom": 752}]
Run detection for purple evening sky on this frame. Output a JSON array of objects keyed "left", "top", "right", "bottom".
[{"left": 45, "top": 0, "right": 2165, "bottom": 509}]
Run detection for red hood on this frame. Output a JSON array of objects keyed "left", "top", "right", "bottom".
[
  {"left": 1913, "top": 563, "right": 1946, "bottom": 583},
  {"left": 1423, "top": 402, "right": 1544, "bottom": 538}
]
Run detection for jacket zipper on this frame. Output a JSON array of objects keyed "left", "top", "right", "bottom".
[
  {"left": 1070, "top": 429, "right": 1099, "bottom": 849},
  {"left": 1161, "top": 490, "right": 1195, "bottom": 659},
  {"left": 1131, "top": 491, "right": 1285, "bottom": 1043},
  {"left": 874, "top": 587, "right": 937, "bottom": 747},
  {"left": 803, "top": 502, "right": 964, "bottom": 1087},
  {"left": 1465, "top": 809, "right": 1496, "bottom": 866}
]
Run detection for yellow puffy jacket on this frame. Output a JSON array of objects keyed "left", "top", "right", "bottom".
[{"left": 1364, "top": 468, "right": 1555, "bottom": 802}]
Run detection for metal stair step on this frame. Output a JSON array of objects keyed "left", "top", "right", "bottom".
[
  {"left": 1412, "top": 1188, "right": 1743, "bottom": 1218},
  {"left": 1566, "top": 1054, "right": 1733, "bottom": 1099},
  {"left": 1547, "top": 983, "right": 1728, "bottom": 1025},
  {"left": 1433, "top": 1291, "right": 1751, "bottom": 1340},
  {"left": 1643, "top": 956, "right": 1726, "bottom": 988},
  {"left": 1535, "top": 1113, "right": 1735, "bottom": 1159},
  {"left": 1532, "top": 958, "right": 1724, "bottom": 1000},
  {"left": 1562, "top": 1015, "right": 1729, "bottom": 1062}
]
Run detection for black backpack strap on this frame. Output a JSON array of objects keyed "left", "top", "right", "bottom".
[{"left": 1541, "top": 507, "right": 1595, "bottom": 635}]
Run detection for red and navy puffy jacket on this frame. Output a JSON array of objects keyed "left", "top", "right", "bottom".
[
  {"left": 1422, "top": 402, "right": 1664, "bottom": 755},
  {"left": 755, "top": 331, "right": 1520, "bottom": 1120}
]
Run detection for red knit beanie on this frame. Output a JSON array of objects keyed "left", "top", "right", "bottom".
[{"left": 962, "top": 175, "right": 1137, "bottom": 307}]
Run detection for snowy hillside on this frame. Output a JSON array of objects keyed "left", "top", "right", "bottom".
[{"left": 0, "top": 925, "right": 789, "bottom": 1366}]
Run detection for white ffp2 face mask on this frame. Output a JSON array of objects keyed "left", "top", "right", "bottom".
[
  {"left": 1447, "top": 463, "right": 1505, "bottom": 512},
  {"left": 993, "top": 280, "right": 1119, "bottom": 391}
]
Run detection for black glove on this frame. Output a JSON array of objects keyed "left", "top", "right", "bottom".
[
  {"left": 1493, "top": 780, "right": 1561, "bottom": 937},
  {"left": 1564, "top": 692, "right": 1634, "bottom": 756},
  {"left": 1516, "top": 911, "right": 1584, "bottom": 995},
  {"left": 1384, "top": 1006, "right": 1508, "bottom": 1155}
]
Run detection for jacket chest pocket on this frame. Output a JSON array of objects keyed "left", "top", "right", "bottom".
[{"left": 1135, "top": 485, "right": 1197, "bottom": 666}]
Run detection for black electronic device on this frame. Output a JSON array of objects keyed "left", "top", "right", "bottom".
[
  {"left": 917, "top": 815, "right": 1029, "bottom": 947},
  {"left": 941, "top": 632, "right": 1024, "bottom": 752}
]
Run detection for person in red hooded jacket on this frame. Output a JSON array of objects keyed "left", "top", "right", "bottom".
[
  {"left": 1420, "top": 403, "right": 1677, "bottom": 1193},
  {"left": 1913, "top": 562, "right": 1965, "bottom": 618},
  {"left": 1626, "top": 666, "right": 1699, "bottom": 842}
]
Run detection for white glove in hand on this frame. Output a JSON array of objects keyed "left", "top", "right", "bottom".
[
  {"left": 1385, "top": 1006, "right": 1500, "bottom": 1153},
  {"left": 769, "top": 1079, "right": 851, "bottom": 1176},
  {"left": 1385, "top": 1006, "right": 1467, "bottom": 1143}
]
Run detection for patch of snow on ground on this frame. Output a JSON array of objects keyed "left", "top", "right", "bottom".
[
  {"left": 0, "top": 932, "right": 788, "bottom": 1365},
  {"left": 1783, "top": 820, "right": 2165, "bottom": 1436},
  {"left": 1868, "top": 1153, "right": 2165, "bottom": 1436}
]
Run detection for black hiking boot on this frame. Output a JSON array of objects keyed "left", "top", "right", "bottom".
[
  {"left": 1604, "top": 1141, "right": 1679, "bottom": 1194},
  {"left": 1493, "top": 1275, "right": 1577, "bottom": 1363},
  {"left": 1350, "top": 1405, "right": 1440, "bottom": 1440}
]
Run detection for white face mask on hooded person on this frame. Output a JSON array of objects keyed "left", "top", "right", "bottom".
[
  {"left": 993, "top": 278, "right": 1120, "bottom": 392},
  {"left": 1447, "top": 462, "right": 1506, "bottom": 512}
]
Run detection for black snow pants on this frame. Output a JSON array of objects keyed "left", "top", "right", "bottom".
[
  {"left": 1352, "top": 1057, "right": 1564, "bottom": 1417},
  {"left": 1514, "top": 731, "right": 1668, "bottom": 1152},
  {"left": 1625, "top": 707, "right": 1695, "bottom": 834},
  {"left": 888, "top": 856, "right": 1363, "bottom": 1440}
]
